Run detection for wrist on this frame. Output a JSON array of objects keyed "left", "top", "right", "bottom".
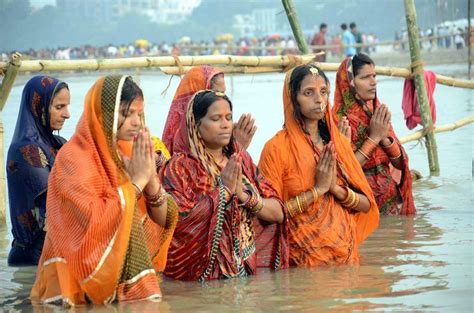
[
  {"left": 144, "top": 177, "right": 160, "bottom": 196},
  {"left": 368, "top": 135, "right": 381, "bottom": 144},
  {"left": 380, "top": 137, "right": 392, "bottom": 147}
]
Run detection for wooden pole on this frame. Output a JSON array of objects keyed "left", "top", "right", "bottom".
[
  {"left": 468, "top": 0, "right": 472, "bottom": 79},
  {"left": 281, "top": 0, "right": 310, "bottom": 54},
  {"left": 400, "top": 115, "right": 474, "bottom": 144},
  {"left": 404, "top": 0, "right": 440, "bottom": 175},
  {"left": 0, "top": 52, "right": 21, "bottom": 225}
]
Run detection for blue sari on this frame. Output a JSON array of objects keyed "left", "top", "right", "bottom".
[{"left": 7, "top": 76, "right": 67, "bottom": 266}]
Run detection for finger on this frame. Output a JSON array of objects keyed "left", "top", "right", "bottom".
[
  {"left": 385, "top": 111, "right": 391, "bottom": 125},
  {"left": 244, "top": 117, "right": 255, "bottom": 134},
  {"left": 236, "top": 114, "right": 245, "bottom": 129},
  {"left": 240, "top": 114, "right": 250, "bottom": 132},
  {"left": 249, "top": 125, "right": 257, "bottom": 137}
]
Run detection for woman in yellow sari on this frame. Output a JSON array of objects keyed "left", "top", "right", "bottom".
[
  {"left": 31, "top": 76, "right": 177, "bottom": 305},
  {"left": 259, "top": 64, "right": 379, "bottom": 267}
]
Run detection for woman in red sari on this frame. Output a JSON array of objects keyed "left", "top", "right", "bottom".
[
  {"left": 162, "top": 90, "right": 288, "bottom": 281},
  {"left": 162, "top": 65, "right": 256, "bottom": 155},
  {"left": 333, "top": 53, "right": 416, "bottom": 215}
]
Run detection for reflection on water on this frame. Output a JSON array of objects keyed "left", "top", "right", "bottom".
[{"left": 0, "top": 71, "right": 472, "bottom": 311}]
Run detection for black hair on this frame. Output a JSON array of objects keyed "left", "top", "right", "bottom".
[
  {"left": 52, "top": 82, "right": 69, "bottom": 99},
  {"left": 320, "top": 23, "right": 327, "bottom": 30},
  {"left": 193, "top": 90, "right": 234, "bottom": 155},
  {"left": 349, "top": 22, "right": 356, "bottom": 29},
  {"left": 193, "top": 90, "right": 233, "bottom": 122},
  {"left": 120, "top": 77, "right": 143, "bottom": 116},
  {"left": 352, "top": 53, "right": 375, "bottom": 76},
  {"left": 341, "top": 23, "right": 347, "bottom": 30},
  {"left": 289, "top": 64, "right": 331, "bottom": 143}
]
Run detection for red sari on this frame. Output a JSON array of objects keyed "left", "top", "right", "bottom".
[
  {"left": 162, "top": 91, "right": 288, "bottom": 281},
  {"left": 333, "top": 58, "right": 416, "bottom": 215}
]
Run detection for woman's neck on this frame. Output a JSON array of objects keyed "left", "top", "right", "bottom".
[
  {"left": 305, "top": 118, "right": 319, "bottom": 137},
  {"left": 208, "top": 147, "right": 224, "bottom": 161}
]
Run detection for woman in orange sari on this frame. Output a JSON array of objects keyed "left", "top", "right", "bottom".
[
  {"left": 333, "top": 54, "right": 416, "bottom": 215},
  {"left": 259, "top": 64, "right": 378, "bottom": 267},
  {"left": 162, "top": 90, "right": 288, "bottom": 281},
  {"left": 31, "top": 76, "right": 177, "bottom": 305},
  {"left": 162, "top": 65, "right": 256, "bottom": 154}
]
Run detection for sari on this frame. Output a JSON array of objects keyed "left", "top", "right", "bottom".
[
  {"left": 31, "top": 76, "right": 178, "bottom": 305},
  {"left": 162, "top": 91, "right": 288, "bottom": 281},
  {"left": 162, "top": 66, "right": 223, "bottom": 154},
  {"left": 6, "top": 75, "right": 67, "bottom": 266},
  {"left": 333, "top": 57, "right": 416, "bottom": 215},
  {"left": 258, "top": 68, "right": 379, "bottom": 267}
]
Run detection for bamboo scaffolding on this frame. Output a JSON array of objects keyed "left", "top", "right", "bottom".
[
  {"left": 1, "top": 57, "right": 473, "bottom": 89},
  {"left": 0, "top": 52, "right": 21, "bottom": 225},
  {"left": 404, "top": 0, "right": 440, "bottom": 175},
  {"left": 400, "top": 115, "right": 474, "bottom": 144},
  {"left": 281, "top": 0, "right": 310, "bottom": 54}
]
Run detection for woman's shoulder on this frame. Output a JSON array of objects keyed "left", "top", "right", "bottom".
[
  {"left": 7, "top": 142, "right": 50, "bottom": 168},
  {"left": 261, "top": 129, "right": 290, "bottom": 155}
]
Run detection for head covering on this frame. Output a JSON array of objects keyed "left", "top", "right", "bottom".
[
  {"left": 7, "top": 75, "right": 67, "bottom": 250},
  {"left": 31, "top": 76, "right": 177, "bottom": 305},
  {"left": 162, "top": 66, "right": 223, "bottom": 154},
  {"left": 333, "top": 57, "right": 415, "bottom": 215}
]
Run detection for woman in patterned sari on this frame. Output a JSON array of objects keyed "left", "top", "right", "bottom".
[
  {"left": 162, "top": 65, "right": 256, "bottom": 155},
  {"left": 31, "top": 76, "right": 178, "bottom": 305},
  {"left": 259, "top": 64, "right": 378, "bottom": 267},
  {"left": 7, "top": 75, "right": 70, "bottom": 266},
  {"left": 162, "top": 90, "right": 288, "bottom": 281},
  {"left": 333, "top": 53, "right": 416, "bottom": 215}
]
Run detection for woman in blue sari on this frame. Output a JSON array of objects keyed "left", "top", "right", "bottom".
[{"left": 6, "top": 75, "right": 71, "bottom": 266}]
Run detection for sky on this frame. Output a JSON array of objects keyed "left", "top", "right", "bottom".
[{"left": 30, "top": 0, "right": 55, "bottom": 8}]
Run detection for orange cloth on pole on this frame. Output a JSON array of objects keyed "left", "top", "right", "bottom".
[
  {"left": 259, "top": 67, "right": 379, "bottom": 267},
  {"left": 31, "top": 76, "right": 177, "bottom": 306}
]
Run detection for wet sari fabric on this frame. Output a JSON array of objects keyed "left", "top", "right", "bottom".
[
  {"left": 31, "top": 76, "right": 177, "bottom": 305},
  {"left": 259, "top": 68, "right": 379, "bottom": 267},
  {"left": 333, "top": 58, "right": 416, "bottom": 215},
  {"left": 162, "top": 91, "right": 288, "bottom": 281},
  {"left": 7, "top": 76, "right": 66, "bottom": 265}
]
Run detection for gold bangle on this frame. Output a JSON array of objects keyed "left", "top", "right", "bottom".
[
  {"left": 286, "top": 200, "right": 296, "bottom": 217},
  {"left": 302, "top": 192, "right": 308, "bottom": 209},
  {"left": 295, "top": 195, "right": 303, "bottom": 214},
  {"left": 310, "top": 187, "right": 318, "bottom": 203},
  {"left": 131, "top": 181, "right": 143, "bottom": 199},
  {"left": 340, "top": 186, "right": 352, "bottom": 205}
]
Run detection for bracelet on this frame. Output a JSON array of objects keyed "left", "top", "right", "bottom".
[
  {"left": 340, "top": 187, "right": 360, "bottom": 210},
  {"left": 358, "top": 137, "right": 378, "bottom": 160},
  {"left": 239, "top": 190, "right": 252, "bottom": 207},
  {"left": 302, "top": 192, "right": 308, "bottom": 209},
  {"left": 295, "top": 195, "right": 303, "bottom": 214},
  {"left": 286, "top": 199, "right": 296, "bottom": 218},
  {"left": 131, "top": 181, "right": 143, "bottom": 199},
  {"left": 145, "top": 186, "right": 167, "bottom": 207},
  {"left": 310, "top": 187, "right": 318, "bottom": 203},
  {"left": 382, "top": 139, "right": 402, "bottom": 159}
]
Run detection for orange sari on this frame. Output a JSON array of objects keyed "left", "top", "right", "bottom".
[
  {"left": 259, "top": 68, "right": 379, "bottom": 267},
  {"left": 31, "top": 76, "right": 177, "bottom": 306}
]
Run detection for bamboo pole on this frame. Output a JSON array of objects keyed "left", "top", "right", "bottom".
[
  {"left": 404, "top": 0, "right": 440, "bottom": 175},
  {"left": 400, "top": 115, "right": 474, "bottom": 144},
  {"left": 0, "top": 52, "right": 21, "bottom": 225},
  {"left": 2, "top": 58, "right": 473, "bottom": 89},
  {"left": 281, "top": 0, "right": 310, "bottom": 54},
  {"left": 468, "top": 0, "right": 472, "bottom": 79}
]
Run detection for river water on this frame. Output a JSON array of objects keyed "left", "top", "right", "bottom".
[{"left": 0, "top": 65, "right": 472, "bottom": 311}]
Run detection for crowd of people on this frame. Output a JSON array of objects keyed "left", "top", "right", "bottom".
[
  {"left": 2, "top": 22, "right": 469, "bottom": 63},
  {"left": 7, "top": 52, "right": 417, "bottom": 306}
]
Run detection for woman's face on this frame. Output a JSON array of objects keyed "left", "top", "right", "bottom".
[
  {"left": 49, "top": 88, "right": 71, "bottom": 130},
  {"left": 117, "top": 98, "right": 143, "bottom": 141},
  {"left": 198, "top": 98, "right": 233, "bottom": 150},
  {"left": 353, "top": 64, "right": 377, "bottom": 101},
  {"left": 296, "top": 74, "right": 329, "bottom": 122},
  {"left": 211, "top": 74, "right": 226, "bottom": 93}
]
